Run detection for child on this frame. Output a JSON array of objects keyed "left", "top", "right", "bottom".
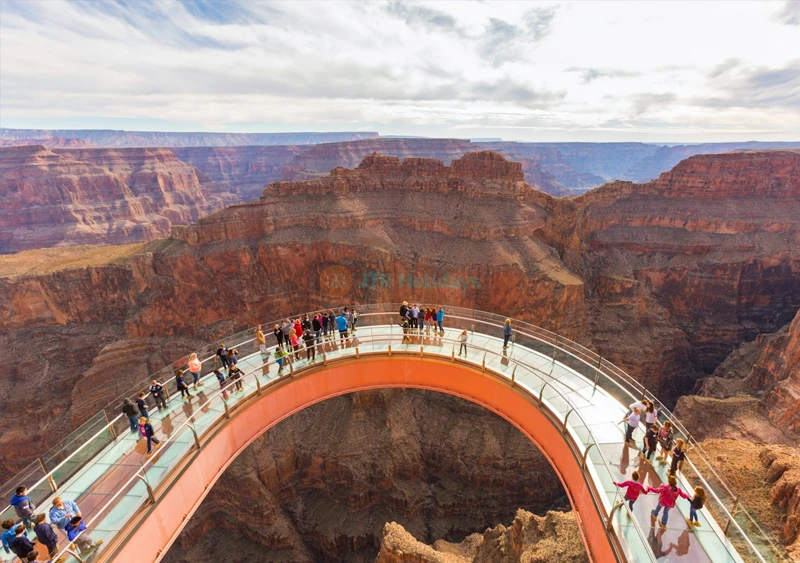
[
  {"left": 289, "top": 329, "right": 300, "bottom": 359},
  {"left": 26, "top": 552, "right": 42, "bottom": 563},
  {"left": 139, "top": 417, "right": 161, "bottom": 455},
  {"left": 135, "top": 391, "right": 150, "bottom": 419},
  {"left": 65, "top": 515, "right": 102, "bottom": 552},
  {"left": 687, "top": 486, "right": 706, "bottom": 529},
  {"left": 656, "top": 421, "right": 674, "bottom": 464},
  {"left": 149, "top": 380, "right": 168, "bottom": 410},
  {"left": 274, "top": 348, "right": 287, "bottom": 375},
  {"left": 175, "top": 369, "right": 192, "bottom": 400},
  {"left": 9, "top": 524, "right": 34, "bottom": 559},
  {"left": 401, "top": 317, "right": 411, "bottom": 344},
  {"left": 641, "top": 424, "right": 659, "bottom": 464},
  {"left": 33, "top": 513, "right": 58, "bottom": 558},
  {"left": 10, "top": 486, "right": 36, "bottom": 529},
  {"left": 613, "top": 470, "right": 647, "bottom": 513},
  {"left": 1, "top": 519, "right": 15, "bottom": 555},
  {"left": 648, "top": 474, "right": 690, "bottom": 530},
  {"left": 669, "top": 439, "right": 688, "bottom": 475},
  {"left": 619, "top": 407, "right": 641, "bottom": 445},
  {"left": 228, "top": 365, "right": 244, "bottom": 392},
  {"left": 458, "top": 330, "right": 468, "bottom": 356},
  {"left": 214, "top": 369, "right": 227, "bottom": 397}
]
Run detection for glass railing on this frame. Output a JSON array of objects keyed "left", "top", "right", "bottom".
[{"left": 0, "top": 305, "right": 786, "bottom": 563}]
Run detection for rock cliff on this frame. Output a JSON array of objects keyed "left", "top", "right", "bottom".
[
  {"left": 161, "top": 390, "right": 571, "bottom": 563},
  {"left": 0, "top": 145, "right": 236, "bottom": 252}
]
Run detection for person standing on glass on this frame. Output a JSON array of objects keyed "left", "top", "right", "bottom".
[
  {"left": 136, "top": 392, "right": 150, "bottom": 420},
  {"left": 436, "top": 306, "right": 445, "bottom": 334},
  {"left": 48, "top": 497, "right": 81, "bottom": 530},
  {"left": 503, "top": 318, "right": 512, "bottom": 349},
  {"left": 273, "top": 323, "right": 285, "bottom": 350},
  {"left": 149, "top": 380, "right": 168, "bottom": 410},
  {"left": 187, "top": 352, "right": 202, "bottom": 390},
  {"left": 312, "top": 314, "right": 322, "bottom": 343},
  {"left": 139, "top": 417, "right": 161, "bottom": 455},
  {"left": 122, "top": 398, "right": 139, "bottom": 433},
  {"left": 10, "top": 487, "right": 35, "bottom": 529}
]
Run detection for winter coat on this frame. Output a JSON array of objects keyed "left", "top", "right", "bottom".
[
  {"left": 648, "top": 483, "right": 689, "bottom": 508},
  {"left": 10, "top": 494, "right": 35, "bottom": 518}
]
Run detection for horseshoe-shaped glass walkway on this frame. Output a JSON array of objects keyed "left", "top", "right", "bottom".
[{"left": 0, "top": 306, "right": 787, "bottom": 563}]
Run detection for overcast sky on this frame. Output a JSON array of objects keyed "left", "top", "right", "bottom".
[{"left": 1, "top": 0, "right": 799, "bottom": 142}]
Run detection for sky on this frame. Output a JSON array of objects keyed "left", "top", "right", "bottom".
[{"left": 1, "top": 0, "right": 799, "bottom": 142}]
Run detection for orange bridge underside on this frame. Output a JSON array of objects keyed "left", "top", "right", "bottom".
[{"left": 113, "top": 357, "right": 615, "bottom": 562}]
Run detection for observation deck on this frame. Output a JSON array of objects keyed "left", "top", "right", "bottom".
[{"left": 0, "top": 306, "right": 787, "bottom": 563}]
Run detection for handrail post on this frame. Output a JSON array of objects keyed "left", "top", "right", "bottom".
[
  {"left": 289, "top": 360, "right": 294, "bottom": 376},
  {"left": 188, "top": 423, "right": 201, "bottom": 451},
  {"left": 606, "top": 501, "right": 623, "bottom": 530},
  {"left": 104, "top": 409, "right": 117, "bottom": 440},
  {"left": 724, "top": 497, "right": 740, "bottom": 536},
  {"left": 451, "top": 348, "right": 455, "bottom": 362},
  {"left": 356, "top": 346, "right": 360, "bottom": 359},
  {"left": 388, "top": 344, "right": 392, "bottom": 356},
  {"left": 582, "top": 443, "right": 595, "bottom": 470},
  {"left": 65, "top": 549, "right": 85, "bottom": 562},
  {"left": 562, "top": 408, "right": 574, "bottom": 433},
  {"left": 539, "top": 381, "right": 549, "bottom": 403},
  {"left": 222, "top": 397, "right": 231, "bottom": 419},
  {"left": 47, "top": 475, "right": 58, "bottom": 493},
  {"left": 137, "top": 473, "right": 156, "bottom": 504},
  {"left": 511, "top": 364, "right": 517, "bottom": 386},
  {"left": 255, "top": 372, "right": 263, "bottom": 395},
  {"left": 482, "top": 351, "right": 486, "bottom": 372}
]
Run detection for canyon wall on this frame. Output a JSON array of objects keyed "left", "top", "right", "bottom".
[
  {"left": 161, "top": 390, "right": 571, "bottom": 563},
  {"left": 0, "top": 145, "right": 236, "bottom": 253}
]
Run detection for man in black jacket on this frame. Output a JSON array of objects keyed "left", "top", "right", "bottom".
[
  {"left": 9, "top": 525, "right": 34, "bottom": 559},
  {"left": 122, "top": 398, "right": 139, "bottom": 432},
  {"left": 33, "top": 513, "right": 58, "bottom": 558}
]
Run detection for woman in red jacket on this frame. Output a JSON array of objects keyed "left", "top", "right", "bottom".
[{"left": 648, "top": 474, "right": 690, "bottom": 529}]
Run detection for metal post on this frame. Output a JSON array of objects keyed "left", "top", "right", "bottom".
[
  {"left": 65, "top": 549, "right": 85, "bottom": 563},
  {"left": 511, "top": 364, "right": 517, "bottom": 386},
  {"left": 289, "top": 360, "right": 294, "bottom": 376},
  {"left": 582, "top": 443, "right": 595, "bottom": 470},
  {"left": 255, "top": 373, "right": 263, "bottom": 395},
  {"left": 188, "top": 424, "right": 201, "bottom": 450},
  {"left": 562, "top": 408, "right": 575, "bottom": 433},
  {"left": 47, "top": 475, "right": 58, "bottom": 493},
  {"left": 482, "top": 351, "right": 486, "bottom": 372},
  {"left": 593, "top": 368, "right": 600, "bottom": 393},
  {"left": 388, "top": 344, "right": 392, "bottom": 356},
  {"left": 724, "top": 498, "right": 740, "bottom": 536},
  {"left": 323, "top": 351, "right": 327, "bottom": 365},
  {"left": 419, "top": 345, "right": 423, "bottom": 357},
  {"left": 137, "top": 473, "right": 156, "bottom": 504},
  {"left": 539, "top": 381, "right": 549, "bottom": 403},
  {"left": 104, "top": 409, "right": 118, "bottom": 440},
  {"left": 606, "top": 501, "right": 623, "bottom": 530},
  {"left": 223, "top": 397, "right": 231, "bottom": 419},
  {"left": 356, "top": 346, "right": 360, "bottom": 359}
]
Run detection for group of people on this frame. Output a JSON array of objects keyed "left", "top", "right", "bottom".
[
  {"left": 398, "top": 302, "right": 445, "bottom": 334},
  {"left": 3, "top": 489, "right": 100, "bottom": 562},
  {"left": 615, "top": 399, "right": 705, "bottom": 531}
]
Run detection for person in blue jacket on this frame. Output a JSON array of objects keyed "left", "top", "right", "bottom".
[
  {"left": 503, "top": 318, "right": 513, "bottom": 349},
  {"left": 336, "top": 310, "right": 349, "bottom": 342},
  {"left": 65, "top": 515, "right": 101, "bottom": 551},
  {"left": 49, "top": 497, "right": 81, "bottom": 530},
  {"left": 10, "top": 486, "right": 36, "bottom": 529},
  {"left": 436, "top": 306, "right": 445, "bottom": 334},
  {"left": 1, "top": 519, "right": 16, "bottom": 554},
  {"left": 33, "top": 513, "right": 58, "bottom": 558}
]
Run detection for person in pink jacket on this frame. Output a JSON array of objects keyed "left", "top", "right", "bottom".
[
  {"left": 649, "top": 474, "right": 690, "bottom": 529},
  {"left": 187, "top": 352, "right": 202, "bottom": 390},
  {"left": 613, "top": 470, "right": 647, "bottom": 513}
]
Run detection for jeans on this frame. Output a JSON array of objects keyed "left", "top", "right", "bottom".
[
  {"left": 277, "top": 357, "right": 284, "bottom": 372},
  {"left": 307, "top": 343, "right": 316, "bottom": 361},
  {"left": 459, "top": 343, "right": 467, "bottom": 355},
  {"left": 147, "top": 436, "right": 160, "bottom": 454},
  {"left": 191, "top": 371, "right": 200, "bottom": 386},
  {"left": 437, "top": 320, "right": 443, "bottom": 332},
  {"left": 128, "top": 415, "right": 139, "bottom": 432},
  {"left": 689, "top": 507, "right": 698, "bottom": 523},
  {"left": 139, "top": 408, "right": 149, "bottom": 419},
  {"left": 625, "top": 424, "right": 635, "bottom": 443},
  {"left": 503, "top": 334, "right": 511, "bottom": 347},
  {"left": 153, "top": 395, "right": 168, "bottom": 410},
  {"left": 651, "top": 503, "right": 670, "bottom": 525}
]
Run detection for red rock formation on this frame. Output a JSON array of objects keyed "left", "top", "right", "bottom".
[
  {"left": 0, "top": 145, "right": 236, "bottom": 252},
  {"left": 761, "top": 446, "right": 800, "bottom": 556}
]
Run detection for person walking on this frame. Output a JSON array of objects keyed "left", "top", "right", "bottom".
[
  {"left": 619, "top": 408, "right": 641, "bottom": 445},
  {"left": 657, "top": 421, "right": 674, "bottom": 464},
  {"left": 10, "top": 486, "right": 36, "bottom": 529},
  {"left": 649, "top": 474, "right": 690, "bottom": 530},
  {"left": 274, "top": 348, "right": 287, "bottom": 375},
  {"left": 273, "top": 323, "right": 285, "bottom": 350},
  {"left": 65, "top": 515, "right": 101, "bottom": 552},
  {"left": 139, "top": 417, "right": 161, "bottom": 456},
  {"left": 641, "top": 423, "right": 659, "bottom": 464},
  {"left": 33, "top": 513, "right": 58, "bottom": 559},
  {"left": 216, "top": 343, "right": 229, "bottom": 370},
  {"left": 687, "top": 486, "right": 706, "bottom": 529},
  {"left": 669, "top": 439, "right": 689, "bottom": 476},
  {"left": 187, "top": 352, "right": 202, "bottom": 390},
  {"left": 48, "top": 497, "right": 81, "bottom": 530},
  {"left": 122, "top": 398, "right": 139, "bottom": 433},
  {"left": 175, "top": 369, "right": 192, "bottom": 400},
  {"left": 149, "top": 380, "right": 168, "bottom": 410},
  {"left": 503, "top": 318, "right": 513, "bottom": 349},
  {"left": 613, "top": 470, "right": 647, "bottom": 513},
  {"left": 436, "top": 306, "right": 445, "bottom": 334},
  {"left": 457, "top": 330, "right": 468, "bottom": 356},
  {"left": 1, "top": 520, "right": 15, "bottom": 555},
  {"left": 135, "top": 392, "right": 150, "bottom": 420}
]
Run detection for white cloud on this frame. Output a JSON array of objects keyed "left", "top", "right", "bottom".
[{"left": 0, "top": 0, "right": 799, "bottom": 141}]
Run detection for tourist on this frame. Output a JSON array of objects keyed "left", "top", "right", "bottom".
[
  {"left": 135, "top": 392, "right": 150, "bottom": 420},
  {"left": 619, "top": 407, "right": 641, "bottom": 445},
  {"left": 503, "top": 318, "right": 512, "bottom": 348},
  {"left": 149, "top": 380, "right": 168, "bottom": 410},
  {"left": 312, "top": 314, "right": 322, "bottom": 343},
  {"left": 327, "top": 311, "right": 337, "bottom": 340},
  {"left": 65, "top": 515, "right": 101, "bottom": 552},
  {"left": 321, "top": 312, "right": 329, "bottom": 339},
  {"left": 275, "top": 348, "right": 287, "bottom": 374},
  {"left": 641, "top": 423, "right": 659, "bottom": 464},
  {"left": 410, "top": 304, "right": 419, "bottom": 330},
  {"left": 187, "top": 352, "right": 202, "bottom": 390},
  {"left": 423, "top": 307, "right": 432, "bottom": 333},
  {"left": 401, "top": 316, "right": 411, "bottom": 344},
  {"left": 669, "top": 439, "right": 688, "bottom": 475},
  {"left": 289, "top": 328, "right": 300, "bottom": 359},
  {"left": 122, "top": 398, "right": 139, "bottom": 432},
  {"left": 1, "top": 520, "right": 15, "bottom": 555},
  {"left": 26, "top": 551, "right": 42, "bottom": 563},
  {"left": 644, "top": 400, "right": 658, "bottom": 427},
  {"left": 436, "top": 306, "right": 445, "bottom": 334},
  {"left": 33, "top": 513, "right": 58, "bottom": 558},
  {"left": 657, "top": 421, "right": 674, "bottom": 464},
  {"left": 226, "top": 348, "right": 238, "bottom": 368},
  {"left": 687, "top": 486, "right": 706, "bottom": 529},
  {"left": 458, "top": 330, "right": 468, "bottom": 356},
  {"left": 649, "top": 474, "right": 690, "bottom": 530},
  {"left": 48, "top": 497, "right": 80, "bottom": 530},
  {"left": 623, "top": 398, "right": 648, "bottom": 420},
  {"left": 10, "top": 486, "right": 36, "bottom": 529},
  {"left": 139, "top": 417, "right": 161, "bottom": 455},
  {"left": 351, "top": 307, "right": 358, "bottom": 331},
  {"left": 400, "top": 301, "right": 409, "bottom": 319},
  {"left": 613, "top": 470, "right": 646, "bottom": 513},
  {"left": 175, "top": 369, "right": 192, "bottom": 400},
  {"left": 8, "top": 525, "right": 34, "bottom": 559},
  {"left": 281, "top": 319, "right": 293, "bottom": 346},
  {"left": 346, "top": 308, "right": 355, "bottom": 332},
  {"left": 255, "top": 325, "right": 267, "bottom": 357},
  {"left": 216, "top": 343, "right": 229, "bottom": 370},
  {"left": 303, "top": 330, "right": 316, "bottom": 362},
  {"left": 336, "top": 310, "right": 349, "bottom": 342},
  {"left": 273, "top": 323, "right": 285, "bottom": 350},
  {"left": 228, "top": 365, "right": 244, "bottom": 392},
  {"left": 213, "top": 369, "right": 227, "bottom": 397},
  {"left": 294, "top": 318, "right": 303, "bottom": 340}
]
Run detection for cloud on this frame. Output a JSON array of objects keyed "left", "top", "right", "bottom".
[
  {"left": 708, "top": 58, "right": 741, "bottom": 79},
  {"left": 774, "top": 1, "right": 800, "bottom": 25},
  {"left": 701, "top": 59, "right": 800, "bottom": 109},
  {"left": 631, "top": 93, "right": 678, "bottom": 116},
  {"left": 479, "top": 7, "right": 557, "bottom": 66},
  {"left": 386, "top": 2, "right": 456, "bottom": 30},
  {"left": 567, "top": 67, "right": 640, "bottom": 83}
]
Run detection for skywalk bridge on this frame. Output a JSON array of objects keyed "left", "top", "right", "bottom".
[{"left": 0, "top": 306, "right": 787, "bottom": 563}]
